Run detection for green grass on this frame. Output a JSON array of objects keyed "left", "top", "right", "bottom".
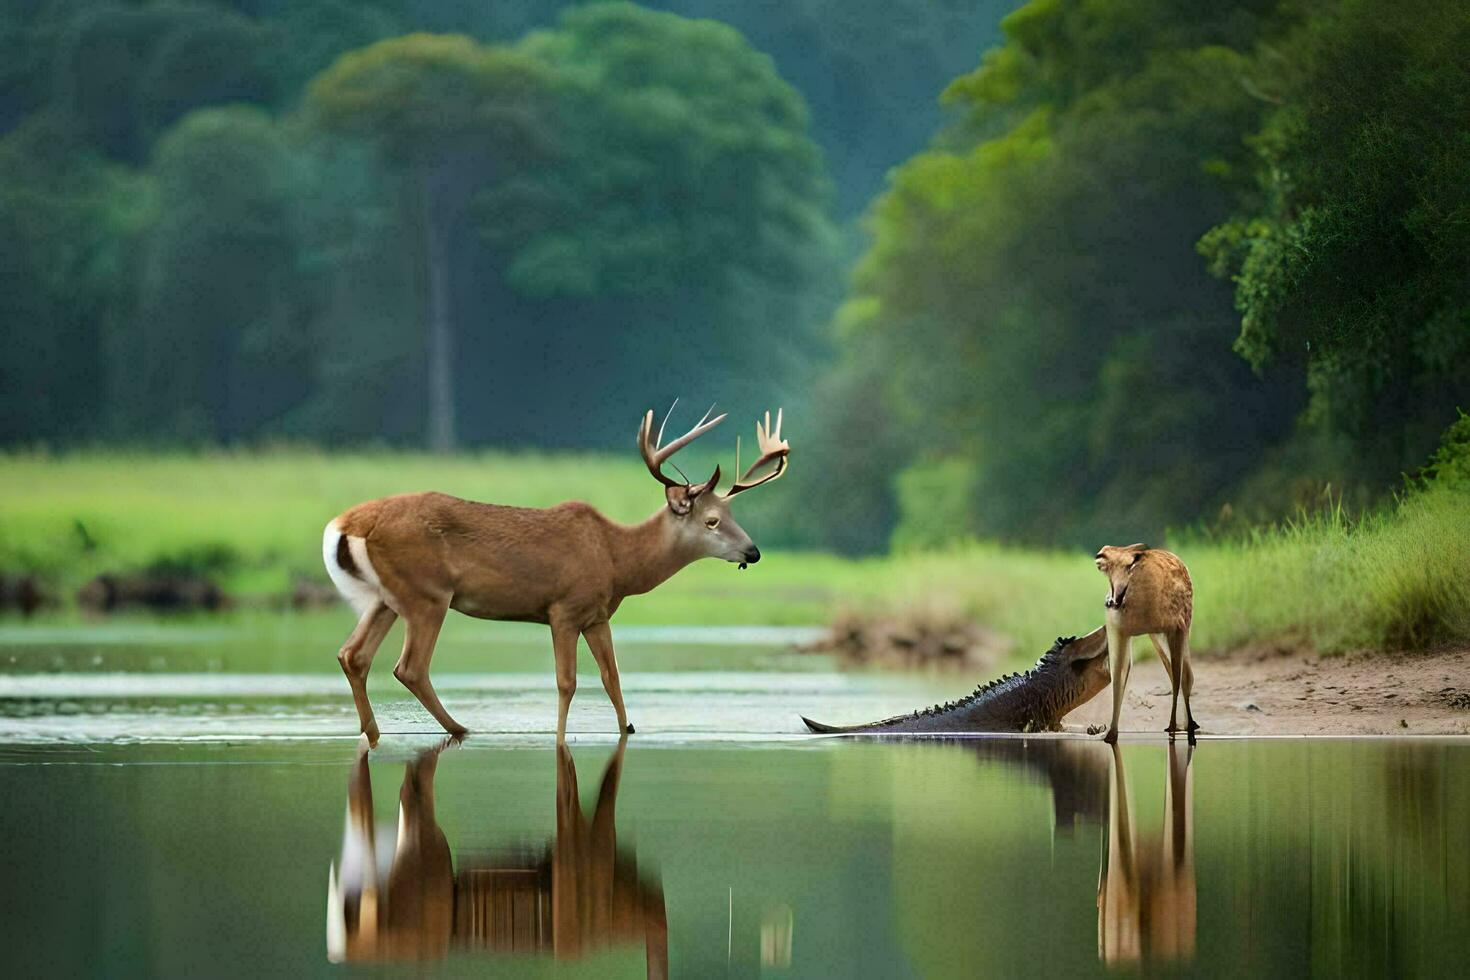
[
  {"left": 3, "top": 450, "right": 1467, "bottom": 659},
  {"left": 0, "top": 448, "right": 657, "bottom": 592},
  {"left": 844, "top": 483, "right": 1470, "bottom": 657}
]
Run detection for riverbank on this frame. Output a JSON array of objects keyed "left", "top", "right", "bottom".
[{"left": 1061, "top": 644, "right": 1470, "bottom": 737}]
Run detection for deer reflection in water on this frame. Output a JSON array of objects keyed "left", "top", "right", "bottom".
[
  {"left": 1097, "top": 741, "right": 1196, "bottom": 968},
  {"left": 326, "top": 737, "right": 667, "bottom": 976}
]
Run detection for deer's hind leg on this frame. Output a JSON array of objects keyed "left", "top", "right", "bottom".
[
  {"left": 583, "top": 621, "right": 633, "bottom": 735},
  {"left": 1152, "top": 631, "right": 1183, "bottom": 736},
  {"left": 392, "top": 596, "right": 467, "bottom": 737},
  {"left": 1148, "top": 633, "right": 1176, "bottom": 691},
  {"left": 1171, "top": 625, "right": 1198, "bottom": 739},
  {"left": 1155, "top": 627, "right": 1196, "bottom": 739},
  {"left": 550, "top": 616, "right": 580, "bottom": 742},
  {"left": 338, "top": 601, "right": 398, "bottom": 745}
]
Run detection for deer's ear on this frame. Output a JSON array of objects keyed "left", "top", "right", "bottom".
[
  {"left": 664, "top": 485, "right": 694, "bottom": 516},
  {"left": 1126, "top": 543, "right": 1149, "bottom": 565},
  {"left": 689, "top": 465, "right": 721, "bottom": 500}
]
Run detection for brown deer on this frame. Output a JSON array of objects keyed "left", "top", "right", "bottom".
[
  {"left": 327, "top": 736, "right": 667, "bottom": 976},
  {"left": 323, "top": 406, "right": 791, "bottom": 743},
  {"left": 1094, "top": 544, "right": 1197, "bottom": 743}
]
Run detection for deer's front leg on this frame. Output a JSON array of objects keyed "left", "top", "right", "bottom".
[
  {"left": 583, "top": 621, "right": 633, "bottom": 734},
  {"left": 550, "top": 616, "right": 580, "bottom": 742},
  {"left": 1104, "top": 623, "right": 1131, "bottom": 744}
]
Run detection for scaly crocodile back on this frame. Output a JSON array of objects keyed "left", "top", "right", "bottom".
[{"left": 801, "top": 635, "right": 1092, "bottom": 735}]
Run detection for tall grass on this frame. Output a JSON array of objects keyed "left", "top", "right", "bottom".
[
  {"left": 851, "top": 484, "right": 1470, "bottom": 658},
  {"left": 1189, "top": 485, "right": 1470, "bottom": 652}
]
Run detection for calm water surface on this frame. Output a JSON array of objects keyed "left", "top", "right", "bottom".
[{"left": 1, "top": 617, "right": 1467, "bottom": 977}]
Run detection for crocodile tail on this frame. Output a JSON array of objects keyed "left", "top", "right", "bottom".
[{"left": 801, "top": 715, "right": 848, "bottom": 733}]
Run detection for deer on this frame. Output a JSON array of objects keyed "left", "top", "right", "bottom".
[
  {"left": 322, "top": 405, "right": 791, "bottom": 744},
  {"left": 1094, "top": 544, "right": 1197, "bottom": 743}
]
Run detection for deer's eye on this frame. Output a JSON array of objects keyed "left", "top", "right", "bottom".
[{"left": 705, "top": 517, "right": 720, "bottom": 530}]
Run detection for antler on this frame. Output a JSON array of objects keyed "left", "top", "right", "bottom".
[
  {"left": 637, "top": 401, "right": 727, "bottom": 489},
  {"left": 723, "top": 409, "right": 790, "bottom": 496}
]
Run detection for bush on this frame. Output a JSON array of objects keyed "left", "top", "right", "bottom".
[
  {"left": 891, "top": 458, "right": 977, "bottom": 553},
  {"left": 1416, "top": 410, "right": 1470, "bottom": 491}
]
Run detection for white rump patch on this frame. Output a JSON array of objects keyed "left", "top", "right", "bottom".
[{"left": 322, "top": 521, "right": 382, "bottom": 616}]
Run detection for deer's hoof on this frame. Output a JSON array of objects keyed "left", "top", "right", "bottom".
[
  {"left": 1102, "top": 728, "right": 1119, "bottom": 745},
  {"left": 624, "top": 723, "right": 636, "bottom": 735}
]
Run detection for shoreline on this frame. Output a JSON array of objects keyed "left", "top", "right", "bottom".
[{"left": 1062, "top": 644, "right": 1470, "bottom": 737}]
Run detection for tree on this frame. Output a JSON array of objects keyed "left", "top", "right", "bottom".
[
  {"left": 306, "top": 33, "right": 554, "bottom": 451},
  {"left": 827, "top": 0, "right": 1299, "bottom": 547},
  {"left": 52, "top": 3, "right": 279, "bottom": 163},
  {"left": 0, "top": 113, "right": 146, "bottom": 444},
  {"left": 483, "top": 3, "right": 831, "bottom": 297},
  {"left": 464, "top": 3, "right": 838, "bottom": 450},
  {"left": 124, "top": 105, "right": 311, "bottom": 440},
  {"left": 1200, "top": 0, "right": 1470, "bottom": 485}
]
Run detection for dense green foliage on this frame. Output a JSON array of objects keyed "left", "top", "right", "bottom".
[
  {"left": 829, "top": 0, "right": 1469, "bottom": 550},
  {"left": 0, "top": 0, "right": 1007, "bottom": 452},
  {"left": 1199, "top": 0, "right": 1470, "bottom": 492}
]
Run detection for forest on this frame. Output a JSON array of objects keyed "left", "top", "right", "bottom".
[{"left": 2, "top": 0, "right": 1467, "bottom": 553}]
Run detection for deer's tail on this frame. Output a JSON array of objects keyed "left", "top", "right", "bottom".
[{"left": 322, "top": 521, "right": 382, "bottom": 616}]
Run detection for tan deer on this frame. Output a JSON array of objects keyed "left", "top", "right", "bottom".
[
  {"left": 1094, "top": 544, "right": 1197, "bottom": 743},
  {"left": 323, "top": 406, "right": 791, "bottom": 743}
]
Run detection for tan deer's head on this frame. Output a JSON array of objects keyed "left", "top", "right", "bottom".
[{"left": 1094, "top": 543, "right": 1149, "bottom": 609}]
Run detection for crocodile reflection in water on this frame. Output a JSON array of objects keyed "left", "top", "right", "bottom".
[
  {"left": 1097, "top": 741, "right": 1196, "bottom": 968},
  {"left": 953, "top": 738, "right": 1111, "bottom": 831},
  {"left": 326, "top": 737, "right": 667, "bottom": 976}
]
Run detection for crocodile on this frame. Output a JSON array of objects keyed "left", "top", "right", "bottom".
[{"left": 801, "top": 626, "right": 1110, "bottom": 734}]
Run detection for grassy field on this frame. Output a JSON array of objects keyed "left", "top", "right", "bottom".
[{"left": 2, "top": 450, "right": 1467, "bottom": 661}]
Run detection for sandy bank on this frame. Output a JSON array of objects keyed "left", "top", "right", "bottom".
[{"left": 1063, "top": 645, "right": 1470, "bottom": 736}]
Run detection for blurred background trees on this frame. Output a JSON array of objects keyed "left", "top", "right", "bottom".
[{"left": 1, "top": 0, "right": 1466, "bottom": 553}]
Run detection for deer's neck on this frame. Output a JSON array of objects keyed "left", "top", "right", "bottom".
[{"left": 608, "top": 509, "right": 702, "bottom": 599}]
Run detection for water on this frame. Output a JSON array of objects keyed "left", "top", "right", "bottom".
[{"left": 1, "top": 617, "right": 1468, "bottom": 977}]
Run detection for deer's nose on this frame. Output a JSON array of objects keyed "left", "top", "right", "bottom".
[{"left": 743, "top": 546, "right": 761, "bottom": 564}]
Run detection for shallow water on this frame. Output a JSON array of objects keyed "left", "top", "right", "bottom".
[
  {"left": 1, "top": 618, "right": 1468, "bottom": 977},
  {"left": 2, "top": 737, "right": 1468, "bottom": 977}
]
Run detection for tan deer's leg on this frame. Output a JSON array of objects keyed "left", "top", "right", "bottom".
[
  {"left": 583, "top": 621, "right": 632, "bottom": 734},
  {"left": 1154, "top": 631, "right": 1183, "bottom": 735},
  {"left": 338, "top": 601, "right": 398, "bottom": 745},
  {"left": 1172, "top": 626, "right": 1198, "bottom": 738},
  {"left": 1104, "top": 624, "right": 1131, "bottom": 744},
  {"left": 392, "top": 598, "right": 466, "bottom": 737},
  {"left": 1147, "top": 633, "right": 1176, "bottom": 691},
  {"left": 550, "top": 617, "right": 580, "bottom": 742}
]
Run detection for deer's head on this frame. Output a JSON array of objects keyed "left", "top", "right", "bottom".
[
  {"left": 638, "top": 403, "right": 791, "bottom": 568},
  {"left": 1095, "top": 543, "right": 1149, "bottom": 609}
]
